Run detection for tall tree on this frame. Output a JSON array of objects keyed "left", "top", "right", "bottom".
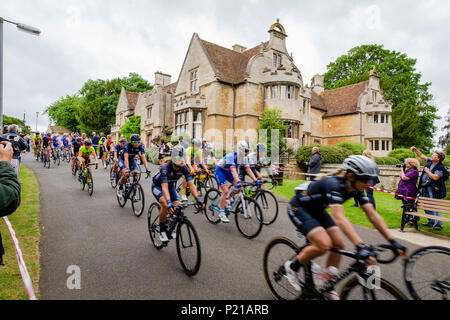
[
  {"left": 76, "top": 72, "right": 152, "bottom": 134},
  {"left": 120, "top": 115, "right": 141, "bottom": 140},
  {"left": 438, "top": 108, "right": 450, "bottom": 149},
  {"left": 257, "top": 108, "right": 287, "bottom": 156},
  {"left": 44, "top": 94, "right": 82, "bottom": 132},
  {"left": 323, "top": 44, "right": 438, "bottom": 151}
]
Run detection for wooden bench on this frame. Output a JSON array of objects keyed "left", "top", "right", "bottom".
[{"left": 401, "top": 196, "right": 450, "bottom": 231}]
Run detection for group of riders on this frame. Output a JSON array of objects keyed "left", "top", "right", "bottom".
[{"left": 30, "top": 131, "right": 407, "bottom": 299}]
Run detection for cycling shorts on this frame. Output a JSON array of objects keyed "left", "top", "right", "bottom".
[
  {"left": 151, "top": 184, "right": 179, "bottom": 202},
  {"left": 118, "top": 158, "right": 139, "bottom": 172},
  {"left": 287, "top": 204, "right": 336, "bottom": 236},
  {"left": 215, "top": 166, "right": 236, "bottom": 187}
]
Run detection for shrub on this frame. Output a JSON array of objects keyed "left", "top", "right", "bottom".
[
  {"left": 146, "top": 146, "right": 159, "bottom": 165},
  {"left": 295, "top": 144, "right": 352, "bottom": 169},
  {"left": 374, "top": 157, "right": 402, "bottom": 165},
  {"left": 336, "top": 142, "right": 365, "bottom": 155},
  {"left": 388, "top": 148, "right": 415, "bottom": 162}
]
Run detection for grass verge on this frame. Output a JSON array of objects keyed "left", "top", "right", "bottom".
[
  {"left": 0, "top": 165, "right": 40, "bottom": 300},
  {"left": 273, "top": 179, "right": 450, "bottom": 238}
]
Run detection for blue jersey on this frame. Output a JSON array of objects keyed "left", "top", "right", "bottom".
[
  {"left": 216, "top": 152, "right": 249, "bottom": 171},
  {"left": 52, "top": 138, "right": 60, "bottom": 148},
  {"left": 61, "top": 138, "right": 68, "bottom": 147},
  {"left": 119, "top": 142, "right": 145, "bottom": 161},
  {"left": 152, "top": 162, "right": 192, "bottom": 187}
]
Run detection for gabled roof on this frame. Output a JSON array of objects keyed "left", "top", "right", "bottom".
[
  {"left": 311, "top": 91, "right": 326, "bottom": 111},
  {"left": 322, "top": 81, "right": 368, "bottom": 117},
  {"left": 200, "top": 39, "right": 268, "bottom": 84},
  {"left": 125, "top": 91, "right": 140, "bottom": 110}
]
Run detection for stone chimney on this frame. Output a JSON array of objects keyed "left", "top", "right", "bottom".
[
  {"left": 232, "top": 44, "right": 247, "bottom": 53},
  {"left": 313, "top": 74, "right": 324, "bottom": 95},
  {"left": 368, "top": 66, "right": 380, "bottom": 89},
  {"left": 154, "top": 71, "right": 171, "bottom": 87}
]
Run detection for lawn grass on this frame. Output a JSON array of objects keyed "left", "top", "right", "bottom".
[
  {"left": 0, "top": 165, "right": 40, "bottom": 300},
  {"left": 273, "top": 179, "right": 450, "bottom": 238}
]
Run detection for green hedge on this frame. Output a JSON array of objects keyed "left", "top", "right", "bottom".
[
  {"left": 296, "top": 144, "right": 352, "bottom": 169},
  {"left": 388, "top": 148, "right": 415, "bottom": 162},
  {"left": 146, "top": 146, "right": 159, "bottom": 165},
  {"left": 336, "top": 142, "right": 365, "bottom": 155},
  {"left": 373, "top": 157, "right": 402, "bottom": 165}
]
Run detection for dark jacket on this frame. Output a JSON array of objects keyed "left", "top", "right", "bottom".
[
  {"left": 1, "top": 133, "right": 28, "bottom": 159},
  {"left": 418, "top": 160, "right": 447, "bottom": 199},
  {"left": 306, "top": 152, "right": 323, "bottom": 175},
  {"left": 0, "top": 161, "right": 21, "bottom": 217},
  {"left": 92, "top": 135, "right": 99, "bottom": 146}
]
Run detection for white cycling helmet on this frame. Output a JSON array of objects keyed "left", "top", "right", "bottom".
[
  {"left": 255, "top": 143, "right": 267, "bottom": 153},
  {"left": 171, "top": 146, "right": 186, "bottom": 166},
  {"left": 205, "top": 142, "right": 214, "bottom": 151},
  {"left": 192, "top": 139, "right": 202, "bottom": 148},
  {"left": 343, "top": 155, "right": 379, "bottom": 177},
  {"left": 237, "top": 140, "right": 250, "bottom": 154}
]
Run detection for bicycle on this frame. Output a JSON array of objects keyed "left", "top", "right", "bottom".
[
  {"left": 263, "top": 235, "right": 408, "bottom": 300},
  {"left": 404, "top": 245, "right": 449, "bottom": 300},
  {"left": 35, "top": 145, "right": 41, "bottom": 161},
  {"left": 109, "top": 164, "right": 120, "bottom": 189},
  {"left": 202, "top": 186, "right": 264, "bottom": 239},
  {"left": 53, "top": 148, "right": 61, "bottom": 166},
  {"left": 116, "top": 171, "right": 148, "bottom": 217},
  {"left": 78, "top": 162, "right": 98, "bottom": 196},
  {"left": 176, "top": 170, "right": 219, "bottom": 207},
  {"left": 147, "top": 202, "right": 201, "bottom": 276},
  {"left": 244, "top": 180, "right": 279, "bottom": 225},
  {"left": 43, "top": 147, "right": 51, "bottom": 169}
]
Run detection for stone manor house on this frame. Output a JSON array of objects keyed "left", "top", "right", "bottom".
[{"left": 111, "top": 20, "right": 393, "bottom": 156}]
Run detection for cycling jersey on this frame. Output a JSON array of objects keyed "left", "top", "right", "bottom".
[
  {"left": 32, "top": 136, "right": 42, "bottom": 145},
  {"left": 186, "top": 146, "right": 203, "bottom": 165},
  {"left": 104, "top": 140, "right": 114, "bottom": 150},
  {"left": 287, "top": 176, "right": 370, "bottom": 236},
  {"left": 152, "top": 162, "right": 192, "bottom": 187},
  {"left": 42, "top": 136, "right": 51, "bottom": 148},
  {"left": 216, "top": 152, "right": 249, "bottom": 171},
  {"left": 52, "top": 138, "right": 60, "bottom": 148},
  {"left": 78, "top": 146, "right": 96, "bottom": 158},
  {"left": 61, "top": 138, "right": 68, "bottom": 148},
  {"left": 73, "top": 142, "right": 82, "bottom": 155},
  {"left": 119, "top": 142, "right": 145, "bottom": 161},
  {"left": 114, "top": 144, "right": 124, "bottom": 155}
]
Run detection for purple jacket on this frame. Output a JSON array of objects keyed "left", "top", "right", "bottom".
[{"left": 397, "top": 169, "right": 419, "bottom": 197}]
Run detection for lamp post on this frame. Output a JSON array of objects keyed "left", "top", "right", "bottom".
[{"left": 0, "top": 17, "right": 41, "bottom": 128}]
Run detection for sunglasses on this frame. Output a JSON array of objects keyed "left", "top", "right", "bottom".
[
  {"left": 131, "top": 140, "right": 140, "bottom": 144},
  {"left": 356, "top": 176, "right": 372, "bottom": 183}
]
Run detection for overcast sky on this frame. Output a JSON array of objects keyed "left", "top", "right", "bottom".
[{"left": 1, "top": 0, "right": 449, "bottom": 145}]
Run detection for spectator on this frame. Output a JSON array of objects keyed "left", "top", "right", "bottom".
[
  {"left": 411, "top": 147, "right": 448, "bottom": 231},
  {"left": 3, "top": 126, "right": 8, "bottom": 134},
  {"left": 92, "top": 132, "right": 99, "bottom": 154},
  {"left": 158, "top": 139, "right": 166, "bottom": 166},
  {"left": 305, "top": 146, "right": 322, "bottom": 181},
  {"left": 352, "top": 150, "right": 380, "bottom": 208},
  {"left": 2, "top": 124, "right": 28, "bottom": 177},
  {"left": 395, "top": 158, "right": 420, "bottom": 225},
  {"left": 0, "top": 140, "right": 22, "bottom": 266}
]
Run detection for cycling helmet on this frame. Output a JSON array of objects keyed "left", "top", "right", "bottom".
[
  {"left": 84, "top": 139, "right": 92, "bottom": 146},
  {"left": 107, "top": 134, "right": 112, "bottom": 139},
  {"left": 76, "top": 137, "right": 82, "bottom": 143},
  {"left": 205, "top": 142, "right": 214, "bottom": 151},
  {"left": 192, "top": 139, "right": 202, "bottom": 148},
  {"left": 237, "top": 140, "right": 250, "bottom": 154},
  {"left": 130, "top": 134, "right": 141, "bottom": 142},
  {"left": 255, "top": 143, "right": 267, "bottom": 153},
  {"left": 36, "top": 132, "right": 40, "bottom": 135},
  {"left": 171, "top": 146, "right": 186, "bottom": 166},
  {"left": 119, "top": 138, "right": 127, "bottom": 143},
  {"left": 343, "top": 155, "right": 379, "bottom": 177}
]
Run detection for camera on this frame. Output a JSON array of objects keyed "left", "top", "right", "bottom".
[
  {"left": 0, "top": 136, "right": 21, "bottom": 157},
  {"left": 396, "top": 163, "right": 406, "bottom": 169}
]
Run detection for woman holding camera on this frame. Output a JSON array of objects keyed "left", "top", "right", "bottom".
[{"left": 397, "top": 158, "right": 420, "bottom": 225}]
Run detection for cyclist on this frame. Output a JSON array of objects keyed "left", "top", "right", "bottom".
[
  {"left": 203, "top": 142, "right": 217, "bottom": 168},
  {"left": 42, "top": 133, "right": 52, "bottom": 162},
  {"left": 283, "top": 155, "right": 406, "bottom": 299},
  {"left": 214, "top": 140, "right": 260, "bottom": 223},
  {"left": 98, "top": 133, "right": 107, "bottom": 161},
  {"left": 51, "top": 134, "right": 61, "bottom": 159},
  {"left": 81, "top": 133, "right": 87, "bottom": 142},
  {"left": 102, "top": 135, "right": 115, "bottom": 168},
  {"left": 151, "top": 146, "right": 204, "bottom": 242},
  {"left": 241, "top": 143, "right": 277, "bottom": 184},
  {"left": 32, "top": 132, "right": 42, "bottom": 159},
  {"left": 71, "top": 137, "right": 83, "bottom": 173},
  {"left": 61, "top": 134, "right": 69, "bottom": 157},
  {"left": 77, "top": 139, "right": 99, "bottom": 180},
  {"left": 180, "top": 139, "right": 209, "bottom": 201},
  {"left": 113, "top": 137, "right": 127, "bottom": 172},
  {"left": 117, "top": 134, "right": 151, "bottom": 198}
]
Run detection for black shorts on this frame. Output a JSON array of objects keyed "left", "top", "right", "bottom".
[
  {"left": 287, "top": 204, "right": 336, "bottom": 236},
  {"left": 158, "top": 153, "right": 165, "bottom": 160}
]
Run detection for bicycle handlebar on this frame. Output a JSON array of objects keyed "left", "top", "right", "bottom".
[{"left": 330, "top": 244, "right": 401, "bottom": 265}]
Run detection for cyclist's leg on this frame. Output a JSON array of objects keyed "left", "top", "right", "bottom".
[{"left": 324, "top": 226, "right": 345, "bottom": 269}]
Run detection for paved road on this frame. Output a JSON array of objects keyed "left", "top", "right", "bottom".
[{"left": 25, "top": 153, "right": 425, "bottom": 300}]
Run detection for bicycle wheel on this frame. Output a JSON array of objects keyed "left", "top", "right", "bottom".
[
  {"left": 404, "top": 246, "right": 450, "bottom": 300},
  {"left": 202, "top": 188, "right": 222, "bottom": 224},
  {"left": 254, "top": 190, "right": 279, "bottom": 225},
  {"left": 131, "top": 183, "right": 145, "bottom": 217},
  {"left": 87, "top": 171, "right": 94, "bottom": 196},
  {"left": 234, "top": 196, "right": 264, "bottom": 239},
  {"left": 263, "top": 237, "right": 303, "bottom": 300},
  {"left": 175, "top": 179, "right": 184, "bottom": 198},
  {"left": 116, "top": 185, "right": 127, "bottom": 207},
  {"left": 176, "top": 218, "right": 201, "bottom": 276},
  {"left": 205, "top": 175, "right": 219, "bottom": 191},
  {"left": 110, "top": 166, "right": 118, "bottom": 189},
  {"left": 80, "top": 170, "right": 86, "bottom": 191},
  {"left": 147, "top": 202, "right": 164, "bottom": 250},
  {"left": 340, "top": 276, "right": 408, "bottom": 300},
  {"left": 57, "top": 151, "right": 61, "bottom": 166}
]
